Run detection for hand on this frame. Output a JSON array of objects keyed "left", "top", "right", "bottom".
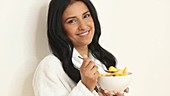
[
  {"left": 99, "top": 87, "right": 129, "bottom": 96},
  {"left": 80, "top": 56, "right": 99, "bottom": 92}
]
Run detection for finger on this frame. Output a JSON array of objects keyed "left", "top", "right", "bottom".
[
  {"left": 87, "top": 64, "right": 98, "bottom": 77},
  {"left": 104, "top": 90, "right": 113, "bottom": 96},
  {"left": 124, "top": 87, "right": 129, "bottom": 93},
  {"left": 91, "top": 66, "right": 98, "bottom": 75},
  {"left": 80, "top": 57, "right": 92, "bottom": 69},
  {"left": 114, "top": 90, "right": 124, "bottom": 96},
  {"left": 85, "top": 61, "right": 96, "bottom": 70},
  {"left": 103, "top": 89, "right": 109, "bottom": 96},
  {"left": 94, "top": 71, "right": 99, "bottom": 78},
  {"left": 88, "top": 69, "right": 98, "bottom": 79},
  {"left": 99, "top": 88, "right": 111, "bottom": 96}
]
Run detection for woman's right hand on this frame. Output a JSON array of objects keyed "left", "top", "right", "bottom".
[{"left": 80, "top": 56, "right": 99, "bottom": 92}]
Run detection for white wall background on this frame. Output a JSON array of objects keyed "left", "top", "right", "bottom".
[{"left": 0, "top": 0, "right": 169, "bottom": 96}]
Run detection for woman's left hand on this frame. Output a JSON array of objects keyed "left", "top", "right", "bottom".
[{"left": 99, "top": 87, "right": 129, "bottom": 96}]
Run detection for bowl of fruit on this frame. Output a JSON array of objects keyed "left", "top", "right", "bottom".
[{"left": 98, "top": 66, "right": 132, "bottom": 93}]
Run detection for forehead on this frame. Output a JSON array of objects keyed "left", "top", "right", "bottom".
[{"left": 63, "top": 1, "right": 89, "bottom": 17}]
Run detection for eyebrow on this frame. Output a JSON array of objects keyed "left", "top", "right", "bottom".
[{"left": 64, "top": 11, "right": 90, "bottom": 23}]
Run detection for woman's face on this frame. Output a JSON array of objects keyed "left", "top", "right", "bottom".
[{"left": 62, "top": 1, "right": 95, "bottom": 48}]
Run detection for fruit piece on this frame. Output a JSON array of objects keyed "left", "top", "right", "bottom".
[
  {"left": 113, "top": 70, "right": 123, "bottom": 76},
  {"left": 113, "top": 67, "right": 128, "bottom": 76},
  {"left": 104, "top": 66, "right": 129, "bottom": 76},
  {"left": 98, "top": 73, "right": 103, "bottom": 76},
  {"left": 122, "top": 67, "right": 128, "bottom": 76},
  {"left": 106, "top": 73, "right": 115, "bottom": 76},
  {"left": 108, "top": 66, "right": 117, "bottom": 72}
]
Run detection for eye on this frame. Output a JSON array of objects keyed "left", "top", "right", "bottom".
[
  {"left": 84, "top": 13, "right": 91, "bottom": 19},
  {"left": 67, "top": 19, "right": 77, "bottom": 24}
]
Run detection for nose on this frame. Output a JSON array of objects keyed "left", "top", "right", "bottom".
[{"left": 78, "top": 20, "right": 88, "bottom": 31}]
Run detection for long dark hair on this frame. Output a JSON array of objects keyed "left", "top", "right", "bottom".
[{"left": 47, "top": 0, "right": 117, "bottom": 83}]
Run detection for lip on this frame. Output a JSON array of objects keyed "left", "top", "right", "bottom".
[{"left": 77, "top": 30, "right": 90, "bottom": 37}]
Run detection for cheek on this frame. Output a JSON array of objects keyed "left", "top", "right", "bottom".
[
  {"left": 90, "top": 22, "right": 95, "bottom": 34},
  {"left": 89, "top": 19, "right": 95, "bottom": 30},
  {"left": 64, "top": 25, "right": 77, "bottom": 37}
]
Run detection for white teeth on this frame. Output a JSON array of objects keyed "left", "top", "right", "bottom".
[{"left": 79, "top": 32, "right": 88, "bottom": 36}]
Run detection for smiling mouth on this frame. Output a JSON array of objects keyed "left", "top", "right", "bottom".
[{"left": 77, "top": 30, "right": 90, "bottom": 37}]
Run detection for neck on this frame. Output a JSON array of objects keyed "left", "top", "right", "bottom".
[{"left": 75, "top": 46, "right": 89, "bottom": 57}]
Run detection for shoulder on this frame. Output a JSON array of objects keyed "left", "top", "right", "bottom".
[
  {"left": 34, "top": 54, "right": 62, "bottom": 76},
  {"left": 41, "top": 53, "right": 60, "bottom": 64}
]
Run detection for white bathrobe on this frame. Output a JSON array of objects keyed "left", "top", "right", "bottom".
[{"left": 32, "top": 48, "right": 128, "bottom": 96}]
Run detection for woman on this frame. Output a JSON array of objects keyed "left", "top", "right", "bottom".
[{"left": 33, "top": 0, "right": 129, "bottom": 96}]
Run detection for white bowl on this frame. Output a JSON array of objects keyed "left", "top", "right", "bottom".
[{"left": 98, "top": 72, "right": 132, "bottom": 92}]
